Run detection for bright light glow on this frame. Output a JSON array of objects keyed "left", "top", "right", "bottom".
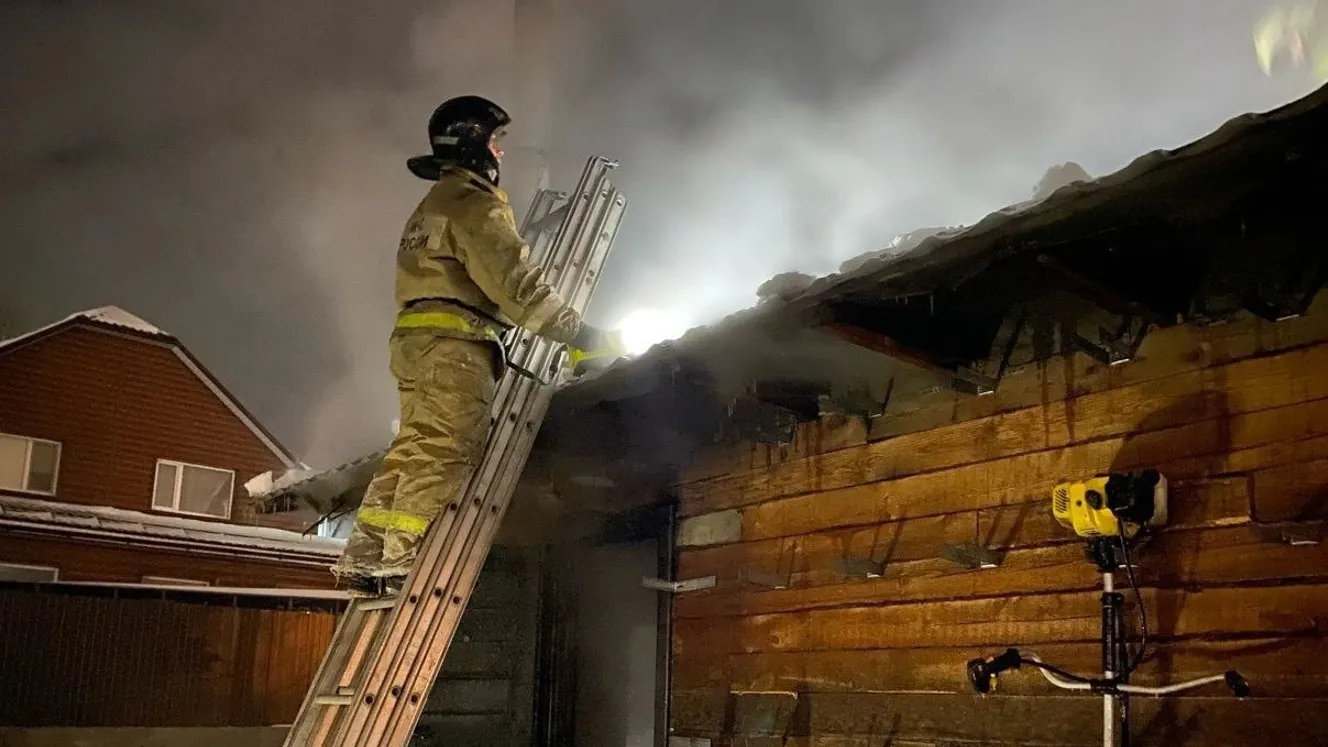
[{"left": 615, "top": 308, "right": 691, "bottom": 355}]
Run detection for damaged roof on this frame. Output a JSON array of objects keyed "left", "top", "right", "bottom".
[
  {"left": 252, "top": 81, "right": 1328, "bottom": 514},
  {"left": 561, "top": 81, "right": 1328, "bottom": 405},
  {"left": 0, "top": 493, "right": 344, "bottom": 566}
]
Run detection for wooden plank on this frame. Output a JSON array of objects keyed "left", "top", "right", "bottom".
[
  {"left": 456, "top": 607, "right": 523, "bottom": 643},
  {"left": 867, "top": 293, "right": 1328, "bottom": 444},
  {"left": 504, "top": 549, "right": 542, "bottom": 747},
  {"left": 675, "top": 524, "right": 1328, "bottom": 619},
  {"left": 674, "top": 582, "right": 1328, "bottom": 656},
  {"left": 678, "top": 509, "right": 744, "bottom": 548},
  {"left": 682, "top": 414, "right": 870, "bottom": 485},
  {"left": 679, "top": 342, "right": 1328, "bottom": 516},
  {"left": 678, "top": 513, "right": 977, "bottom": 587},
  {"left": 678, "top": 477, "right": 1251, "bottom": 590},
  {"left": 440, "top": 640, "right": 515, "bottom": 678},
  {"left": 271, "top": 610, "right": 334, "bottom": 724},
  {"left": 673, "top": 637, "right": 1328, "bottom": 698},
  {"left": 425, "top": 678, "right": 512, "bottom": 714},
  {"left": 676, "top": 740, "right": 937, "bottom": 747},
  {"left": 249, "top": 608, "right": 276, "bottom": 726},
  {"left": 1164, "top": 432, "right": 1328, "bottom": 481},
  {"left": 415, "top": 713, "right": 513, "bottom": 747},
  {"left": 468, "top": 570, "right": 523, "bottom": 610},
  {"left": 736, "top": 397, "right": 1328, "bottom": 543},
  {"left": 1252, "top": 457, "right": 1328, "bottom": 522},
  {"left": 671, "top": 692, "right": 1328, "bottom": 746}
]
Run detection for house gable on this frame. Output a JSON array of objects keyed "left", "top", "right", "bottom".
[{"left": 0, "top": 310, "right": 296, "bottom": 518}]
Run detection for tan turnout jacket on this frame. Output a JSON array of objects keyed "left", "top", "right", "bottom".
[{"left": 395, "top": 166, "right": 583, "bottom": 345}]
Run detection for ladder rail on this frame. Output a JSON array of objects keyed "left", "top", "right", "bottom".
[{"left": 283, "top": 156, "right": 627, "bottom": 747}]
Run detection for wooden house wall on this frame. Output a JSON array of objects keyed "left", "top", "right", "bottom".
[{"left": 667, "top": 294, "right": 1328, "bottom": 746}]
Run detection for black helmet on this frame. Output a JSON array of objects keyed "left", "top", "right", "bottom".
[{"left": 406, "top": 95, "right": 512, "bottom": 184}]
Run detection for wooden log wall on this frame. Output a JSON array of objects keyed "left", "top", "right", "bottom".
[{"left": 668, "top": 295, "right": 1328, "bottom": 747}]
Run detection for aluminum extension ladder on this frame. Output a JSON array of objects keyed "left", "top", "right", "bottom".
[{"left": 284, "top": 156, "right": 628, "bottom": 747}]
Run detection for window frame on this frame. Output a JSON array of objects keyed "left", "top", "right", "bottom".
[
  {"left": 151, "top": 459, "right": 236, "bottom": 520},
  {"left": 0, "top": 561, "right": 60, "bottom": 582},
  {"left": 0, "top": 431, "right": 62, "bottom": 496}
]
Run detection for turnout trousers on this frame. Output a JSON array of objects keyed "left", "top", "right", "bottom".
[{"left": 333, "top": 333, "right": 497, "bottom": 579}]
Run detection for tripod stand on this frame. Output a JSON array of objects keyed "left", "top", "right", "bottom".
[{"left": 967, "top": 537, "right": 1249, "bottom": 747}]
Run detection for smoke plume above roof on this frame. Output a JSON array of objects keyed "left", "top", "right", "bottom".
[{"left": 0, "top": 0, "right": 1317, "bottom": 465}]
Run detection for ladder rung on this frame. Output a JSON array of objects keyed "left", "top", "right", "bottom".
[{"left": 313, "top": 694, "right": 356, "bottom": 707}]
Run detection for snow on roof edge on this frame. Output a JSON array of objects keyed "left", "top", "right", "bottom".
[
  {"left": 0, "top": 305, "right": 170, "bottom": 352},
  {"left": 78, "top": 306, "right": 166, "bottom": 336},
  {"left": 251, "top": 449, "right": 388, "bottom": 503},
  {"left": 0, "top": 493, "right": 345, "bottom": 557}
]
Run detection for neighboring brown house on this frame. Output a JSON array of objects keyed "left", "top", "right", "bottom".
[{"left": 0, "top": 306, "right": 340, "bottom": 588}]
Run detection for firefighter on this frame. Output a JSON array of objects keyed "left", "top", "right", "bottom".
[
  {"left": 332, "top": 94, "right": 623, "bottom": 594},
  {"left": 1255, "top": 1, "right": 1328, "bottom": 82}
]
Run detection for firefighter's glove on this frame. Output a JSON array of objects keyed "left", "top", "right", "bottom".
[{"left": 567, "top": 323, "right": 626, "bottom": 376}]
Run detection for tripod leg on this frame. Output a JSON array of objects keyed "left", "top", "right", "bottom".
[
  {"left": 1117, "top": 603, "right": 1132, "bottom": 747},
  {"left": 1101, "top": 572, "right": 1128, "bottom": 747}
]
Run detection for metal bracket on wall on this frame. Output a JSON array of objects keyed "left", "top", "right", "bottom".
[
  {"left": 668, "top": 739, "right": 712, "bottom": 747},
  {"left": 1070, "top": 315, "right": 1149, "bottom": 366},
  {"left": 953, "top": 307, "right": 1027, "bottom": 396},
  {"left": 818, "top": 384, "right": 888, "bottom": 424},
  {"left": 1240, "top": 228, "right": 1327, "bottom": 323},
  {"left": 833, "top": 556, "right": 886, "bottom": 579},
  {"left": 726, "top": 380, "right": 825, "bottom": 445},
  {"left": 952, "top": 366, "right": 999, "bottom": 397},
  {"left": 939, "top": 543, "right": 1003, "bottom": 570},
  {"left": 726, "top": 395, "right": 803, "bottom": 445},
  {"left": 724, "top": 691, "right": 802, "bottom": 738},
  {"left": 1251, "top": 520, "right": 1325, "bottom": 547},
  {"left": 742, "top": 568, "right": 792, "bottom": 589},
  {"left": 641, "top": 576, "right": 717, "bottom": 594}
]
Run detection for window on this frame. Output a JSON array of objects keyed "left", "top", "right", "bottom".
[
  {"left": 0, "top": 433, "right": 61, "bottom": 495},
  {"left": 317, "top": 513, "right": 353, "bottom": 539},
  {"left": 0, "top": 562, "right": 59, "bottom": 582},
  {"left": 152, "top": 460, "right": 235, "bottom": 519},
  {"left": 141, "top": 575, "right": 210, "bottom": 587}
]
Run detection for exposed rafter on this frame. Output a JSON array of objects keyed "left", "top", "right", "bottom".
[{"left": 1035, "top": 253, "right": 1171, "bottom": 327}]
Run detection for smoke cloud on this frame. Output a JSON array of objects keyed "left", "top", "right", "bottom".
[{"left": 0, "top": 0, "right": 1318, "bottom": 466}]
